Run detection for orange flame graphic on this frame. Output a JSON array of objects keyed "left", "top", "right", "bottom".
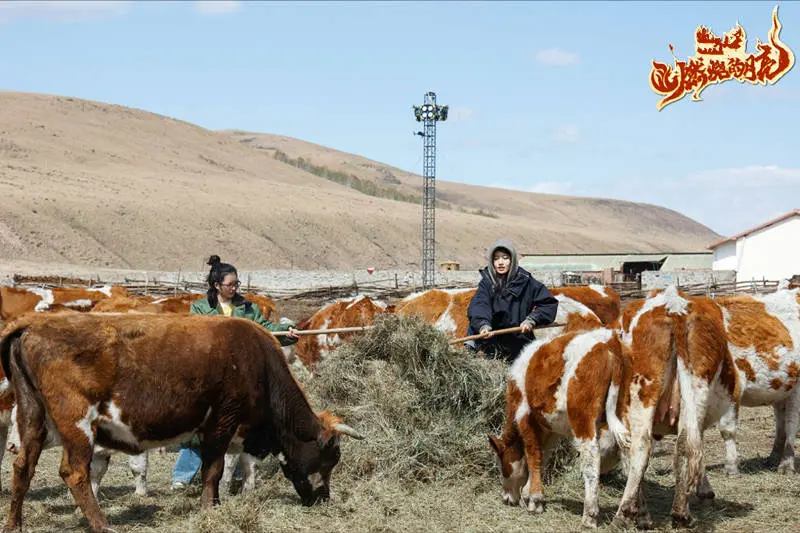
[{"left": 649, "top": 5, "right": 795, "bottom": 111}]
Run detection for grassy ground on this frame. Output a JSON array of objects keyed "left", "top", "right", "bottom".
[{"left": 0, "top": 406, "right": 797, "bottom": 533}]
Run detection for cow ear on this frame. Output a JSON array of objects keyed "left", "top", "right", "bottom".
[{"left": 488, "top": 435, "right": 505, "bottom": 457}]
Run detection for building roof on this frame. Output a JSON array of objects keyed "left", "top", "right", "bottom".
[
  {"left": 708, "top": 209, "right": 800, "bottom": 249},
  {"left": 519, "top": 252, "right": 712, "bottom": 272}
]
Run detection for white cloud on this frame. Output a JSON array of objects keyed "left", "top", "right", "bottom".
[
  {"left": 685, "top": 165, "right": 800, "bottom": 188},
  {"left": 603, "top": 165, "right": 800, "bottom": 236},
  {"left": 0, "top": 1, "right": 130, "bottom": 22},
  {"left": 535, "top": 48, "right": 580, "bottom": 67},
  {"left": 194, "top": 0, "right": 242, "bottom": 15},
  {"left": 553, "top": 124, "right": 580, "bottom": 143}
]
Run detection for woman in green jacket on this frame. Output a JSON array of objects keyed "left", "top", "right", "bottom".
[{"left": 171, "top": 255, "right": 299, "bottom": 490}]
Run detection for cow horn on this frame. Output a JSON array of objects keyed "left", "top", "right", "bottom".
[{"left": 333, "top": 423, "right": 365, "bottom": 440}]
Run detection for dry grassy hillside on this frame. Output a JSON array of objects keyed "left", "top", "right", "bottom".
[{"left": 0, "top": 91, "right": 720, "bottom": 272}]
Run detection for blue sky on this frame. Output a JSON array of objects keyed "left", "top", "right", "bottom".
[{"left": 1, "top": 0, "right": 798, "bottom": 238}]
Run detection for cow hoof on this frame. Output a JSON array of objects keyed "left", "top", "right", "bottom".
[
  {"left": 580, "top": 515, "right": 598, "bottom": 529},
  {"left": 611, "top": 513, "right": 635, "bottom": 530},
  {"left": 636, "top": 514, "right": 654, "bottom": 530},
  {"left": 697, "top": 488, "right": 715, "bottom": 501},
  {"left": 671, "top": 513, "right": 696, "bottom": 529},
  {"left": 724, "top": 464, "right": 740, "bottom": 476},
  {"left": 777, "top": 461, "right": 795, "bottom": 475},
  {"left": 527, "top": 497, "right": 545, "bottom": 514}
]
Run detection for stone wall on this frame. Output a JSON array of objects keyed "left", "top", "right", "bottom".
[{"left": 641, "top": 269, "right": 736, "bottom": 289}]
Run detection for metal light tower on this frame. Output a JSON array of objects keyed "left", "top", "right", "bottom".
[{"left": 412, "top": 91, "right": 448, "bottom": 290}]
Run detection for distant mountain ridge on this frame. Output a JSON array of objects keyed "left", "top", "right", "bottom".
[{"left": 0, "top": 91, "right": 721, "bottom": 272}]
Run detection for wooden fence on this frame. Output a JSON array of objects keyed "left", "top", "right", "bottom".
[
  {"left": 7, "top": 273, "right": 790, "bottom": 304},
  {"left": 7, "top": 273, "right": 476, "bottom": 302},
  {"left": 612, "top": 278, "right": 785, "bottom": 301}
]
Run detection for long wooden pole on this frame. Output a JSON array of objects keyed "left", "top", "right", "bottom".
[
  {"left": 448, "top": 322, "right": 567, "bottom": 345},
  {"left": 272, "top": 326, "right": 375, "bottom": 337}
]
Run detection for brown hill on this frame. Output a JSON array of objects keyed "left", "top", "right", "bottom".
[{"left": 0, "top": 91, "right": 720, "bottom": 272}]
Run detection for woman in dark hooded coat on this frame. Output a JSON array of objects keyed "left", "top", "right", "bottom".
[{"left": 466, "top": 238, "right": 558, "bottom": 361}]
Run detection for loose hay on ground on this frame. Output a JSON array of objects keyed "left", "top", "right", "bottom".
[
  {"left": 302, "top": 314, "right": 509, "bottom": 483},
  {"left": 8, "top": 315, "right": 799, "bottom": 531}
]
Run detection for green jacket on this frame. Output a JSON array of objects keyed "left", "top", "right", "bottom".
[{"left": 189, "top": 296, "right": 298, "bottom": 347}]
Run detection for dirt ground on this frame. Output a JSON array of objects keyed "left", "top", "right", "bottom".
[{"left": 0, "top": 406, "right": 797, "bottom": 533}]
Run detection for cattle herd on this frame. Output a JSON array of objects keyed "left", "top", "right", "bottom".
[{"left": 0, "top": 280, "right": 798, "bottom": 531}]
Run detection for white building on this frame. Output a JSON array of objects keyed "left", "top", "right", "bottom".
[{"left": 709, "top": 209, "right": 800, "bottom": 282}]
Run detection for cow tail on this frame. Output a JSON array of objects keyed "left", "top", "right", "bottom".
[
  {"left": 673, "top": 316, "right": 703, "bottom": 497},
  {"left": 605, "top": 339, "right": 631, "bottom": 451},
  {"left": 0, "top": 324, "right": 27, "bottom": 382},
  {"left": 2, "top": 323, "right": 43, "bottom": 402}
]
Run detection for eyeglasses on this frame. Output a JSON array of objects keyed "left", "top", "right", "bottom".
[{"left": 221, "top": 281, "right": 241, "bottom": 289}]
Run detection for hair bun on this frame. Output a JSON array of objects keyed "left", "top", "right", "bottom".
[{"left": 206, "top": 255, "right": 222, "bottom": 267}]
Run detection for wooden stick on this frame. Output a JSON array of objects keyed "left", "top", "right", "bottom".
[
  {"left": 271, "top": 326, "right": 375, "bottom": 337},
  {"left": 449, "top": 322, "right": 567, "bottom": 345}
]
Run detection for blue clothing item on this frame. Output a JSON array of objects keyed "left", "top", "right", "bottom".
[
  {"left": 172, "top": 444, "right": 242, "bottom": 484},
  {"left": 172, "top": 445, "right": 201, "bottom": 484}
]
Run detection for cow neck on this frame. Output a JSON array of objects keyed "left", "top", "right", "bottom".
[{"left": 264, "top": 346, "right": 323, "bottom": 456}]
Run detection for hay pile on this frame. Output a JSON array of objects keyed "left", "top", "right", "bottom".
[{"left": 303, "top": 314, "right": 508, "bottom": 483}]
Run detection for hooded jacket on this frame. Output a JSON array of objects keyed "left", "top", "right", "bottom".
[{"left": 466, "top": 239, "right": 559, "bottom": 341}]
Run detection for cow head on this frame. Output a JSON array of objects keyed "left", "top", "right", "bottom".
[
  {"left": 277, "top": 410, "right": 364, "bottom": 506},
  {"left": 488, "top": 434, "right": 527, "bottom": 506}
]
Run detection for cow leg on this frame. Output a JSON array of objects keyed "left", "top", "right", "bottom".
[
  {"left": 635, "top": 484, "right": 653, "bottom": 529},
  {"left": 696, "top": 471, "right": 715, "bottom": 502},
  {"left": 517, "top": 416, "right": 546, "bottom": 514},
  {"left": 718, "top": 402, "right": 740, "bottom": 476},
  {"left": 90, "top": 451, "right": 111, "bottom": 498},
  {"left": 51, "top": 400, "right": 112, "bottom": 533},
  {"left": 612, "top": 406, "right": 654, "bottom": 529},
  {"left": 777, "top": 390, "right": 800, "bottom": 474},
  {"left": 220, "top": 453, "right": 240, "bottom": 495},
  {"left": 59, "top": 440, "right": 110, "bottom": 533},
  {"left": 240, "top": 453, "right": 258, "bottom": 493},
  {"left": 199, "top": 449, "right": 227, "bottom": 507},
  {"left": 578, "top": 437, "right": 601, "bottom": 529},
  {"left": 0, "top": 423, "right": 7, "bottom": 493},
  {"left": 199, "top": 407, "right": 239, "bottom": 508},
  {"left": 769, "top": 400, "right": 787, "bottom": 466},
  {"left": 4, "top": 401, "right": 45, "bottom": 532},
  {"left": 129, "top": 452, "right": 149, "bottom": 496}
]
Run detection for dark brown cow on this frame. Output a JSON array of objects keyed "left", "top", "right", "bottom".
[{"left": 0, "top": 312, "right": 363, "bottom": 533}]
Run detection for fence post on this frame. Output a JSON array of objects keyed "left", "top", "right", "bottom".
[
  {"left": 395, "top": 273, "right": 399, "bottom": 289},
  {"left": 175, "top": 267, "right": 181, "bottom": 297}
]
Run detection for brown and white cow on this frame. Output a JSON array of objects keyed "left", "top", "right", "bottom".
[
  {"left": 0, "top": 312, "right": 363, "bottom": 533},
  {"left": 393, "top": 287, "right": 476, "bottom": 338},
  {"left": 0, "top": 285, "right": 130, "bottom": 321},
  {"left": 489, "top": 326, "right": 630, "bottom": 528},
  {"left": 395, "top": 285, "right": 621, "bottom": 339},
  {"left": 491, "top": 286, "right": 740, "bottom": 529},
  {"left": 613, "top": 287, "right": 740, "bottom": 528},
  {"left": 294, "top": 295, "right": 393, "bottom": 370},
  {"left": 713, "top": 288, "right": 800, "bottom": 475},
  {"left": 91, "top": 292, "right": 278, "bottom": 320}
]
